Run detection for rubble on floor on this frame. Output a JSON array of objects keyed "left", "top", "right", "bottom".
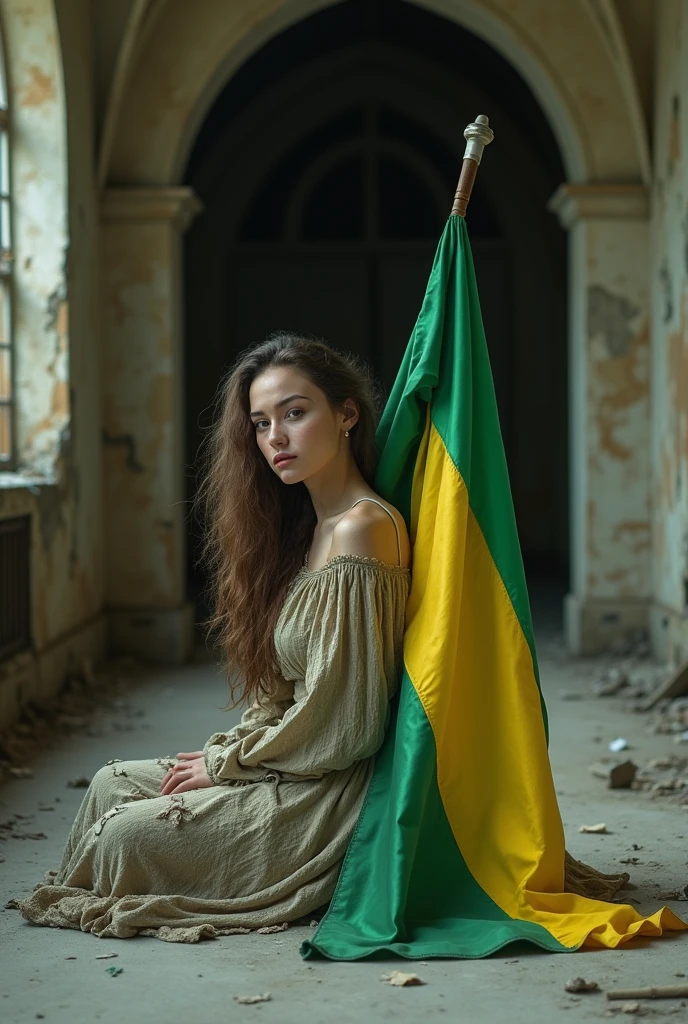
[
  {"left": 584, "top": 653, "right": 688, "bottom": 806},
  {"left": 631, "top": 755, "right": 688, "bottom": 804},
  {"left": 0, "top": 656, "right": 147, "bottom": 784},
  {"left": 647, "top": 698, "right": 688, "bottom": 743}
]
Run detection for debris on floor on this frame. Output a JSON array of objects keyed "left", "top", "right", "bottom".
[
  {"left": 585, "top": 661, "right": 688, "bottom": 806},
  {"left": 656, "top": 884, "right": 688, "bottom": 901},
  {"left": 0, "top": 815, "right": 46, "bottom": 841},
  {"left": 594, "top": 668, "right": 629, "bottom": 697},
  {"left": 380, "top": 971, "right": 426, "bottom": 987},
  {"left": 589, "top": 759, "right": 638, "bottom": 789},
  {"left": 234, "top": 993, "right": 272, "bottom": 1005},
  {"left": 607, "top": 984, "right": 688, "bottom": 1000},
  {"left": 0, "top": 655, "right": 145, "bottom": 784},
  {"left": 642, "top": 657, "right": 688, "bottom": 709},
  {"left": 105, "top": 966, "right": 123, "bottom": 977},
  {"left": 579, "top": 822, "right": 609, "bottom": 833},
  {"left": 565, "top": 977, "right": 600, "bottom": 994},
  {"left": 595, "top": 662, "right": 670, "bottom": 706},
  {"left": 632, "top": 756, "right": 688, "bottom": 804},
  {"left": 648, "top": 698, "right": 688, "bottom": 741}
]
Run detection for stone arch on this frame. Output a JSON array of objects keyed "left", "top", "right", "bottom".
[{"left": 105, "top": 0, "right": 647, "bottom": 189}]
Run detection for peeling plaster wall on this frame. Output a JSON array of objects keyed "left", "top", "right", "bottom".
[
  {"left": 651, "top": 0, "right": 688, "bottom": 642},
  {"left": 0, "top": 0, "right": 105, "bottom": 726},
  {"left": 570, "top": 220, "right": 651, "bottom": 603},
  {"left": 586, "top": 269, "right": 651, "bottom": 599},
  {"left": 101, "top": 219, "right": 184, "bottom": 609},
  {"left": 99, "top": 187, "right": 199, "bottom": 664}
]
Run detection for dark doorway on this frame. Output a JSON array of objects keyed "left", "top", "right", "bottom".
[{"left": 183, "top": 0, "right": 568, "bottom": 623}]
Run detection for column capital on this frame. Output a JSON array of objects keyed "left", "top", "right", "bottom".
[
  {"left": 548, "top": 183, "right": 649, "bottom": 229},
  {"left": 101, "top": 187, "right": 203, "bottom": 232}
]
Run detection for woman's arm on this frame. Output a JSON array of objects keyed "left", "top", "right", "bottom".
[{"left": 203, "top": 565, "right": 407, "bottom": 784}]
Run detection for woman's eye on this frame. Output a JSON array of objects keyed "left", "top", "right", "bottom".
[{"left": 255, "top": 409, "right": 302, "bottom": 430}]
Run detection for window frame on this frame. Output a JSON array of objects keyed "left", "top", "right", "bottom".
[{"left": 0, "top": 32, "right": 14, "bottom": 470}]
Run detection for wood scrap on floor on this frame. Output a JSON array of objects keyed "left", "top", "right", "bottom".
[{"left": 642, "top": 658, "right": 688, "bottom": 710}]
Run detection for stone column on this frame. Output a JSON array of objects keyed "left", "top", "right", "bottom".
[
  {"left": 101, "top": 188, "right": 202, "bottom": 662},
  {"left": 549, "top": 184, "right": 651, "bottom": 654}
]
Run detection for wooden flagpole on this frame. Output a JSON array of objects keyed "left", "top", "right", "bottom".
[{"left": 451, "top": 115, "right": 494, "bottom": 217}]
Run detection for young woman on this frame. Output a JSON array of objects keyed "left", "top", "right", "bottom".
[{"left": 18, "top": 334, "right": 412, "bottom": 940}]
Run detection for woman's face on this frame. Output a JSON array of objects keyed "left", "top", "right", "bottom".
[{"left": 249, "top": 366, "right": 358, "bottom": 484}]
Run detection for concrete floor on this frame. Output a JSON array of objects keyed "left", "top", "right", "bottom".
[{"left": 2, "top": 623, "right": 688, "bottom": 1023}]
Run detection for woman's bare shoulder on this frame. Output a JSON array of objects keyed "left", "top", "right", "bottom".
[{"left": 330, "top": 496, "right": 411, "bottom": 569}]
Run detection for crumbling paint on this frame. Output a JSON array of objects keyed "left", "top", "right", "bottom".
[
  {"left": 587, "top": 285, "right": 638, "bottom": 356},
  {"left": 593, "top": 320, "right": 648, "bottom": 463},
  {"left": 18, "top": 63, "right": 57, "bottom": 108},
  {"left": 611, "top": 520, "right": 651, "bottom": 554},
  {"left": 578, "top": 218, "right": 651, "bottom": 604}
]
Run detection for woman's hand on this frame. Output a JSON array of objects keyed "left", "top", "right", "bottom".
[{"left": 160, "top": 750, "right": 214, "bottom": 796}]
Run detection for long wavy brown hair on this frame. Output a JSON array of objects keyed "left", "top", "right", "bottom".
[{"left": 197, "top": 332, "right": 385, "bottom": 708}]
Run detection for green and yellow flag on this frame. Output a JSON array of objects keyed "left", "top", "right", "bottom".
[{"left": 302, "top": 214, "right": 686, "bottom": 960}]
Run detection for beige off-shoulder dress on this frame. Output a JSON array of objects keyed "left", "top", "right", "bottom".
[{"left": 17, "top": 555, "right": 411, "bottom": 941}]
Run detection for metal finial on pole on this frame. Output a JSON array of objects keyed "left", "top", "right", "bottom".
[{"left": 450, "top": 114, "right": 494, "bottom": 217}]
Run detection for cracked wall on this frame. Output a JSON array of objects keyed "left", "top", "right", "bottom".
[
  {"left": 567, "top": 216, "right": 651, "bottom": 607},
  {"left": 101, "top": 210, "right": 189, "bottom": 611}
]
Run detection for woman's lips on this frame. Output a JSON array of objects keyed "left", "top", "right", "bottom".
[{"left": 274, "top": 455, "right": 296, "bottom": 467}]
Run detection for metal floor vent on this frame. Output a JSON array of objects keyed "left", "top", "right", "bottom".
[{"left": 0, "top": 516, "right": 30, "bottom": 660}]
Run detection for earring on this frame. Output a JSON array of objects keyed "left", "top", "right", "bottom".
[{"left": 344, "top": 430, "right": 349, "bottom": 436}]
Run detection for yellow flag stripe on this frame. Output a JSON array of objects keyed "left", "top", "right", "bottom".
[{"left": 404, "top": 421, "right": 684, "bottom": 947}]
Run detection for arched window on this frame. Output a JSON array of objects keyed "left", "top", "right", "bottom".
[{"left": 0, "top": 36, "right": 11, "bottom": 465}]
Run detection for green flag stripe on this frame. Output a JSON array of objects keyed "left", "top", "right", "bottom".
[
  {"left": 377, "top": 216, "right": 546, "bottom": 731},
  {"left": 376, "top": 219, "right": 537, "bottom": 661},
  {"left": 301, "top": 670, "right": 569, "bottom": 959},
  {"left": 431, "top": 219, "right": 537, "bottom": 656}
]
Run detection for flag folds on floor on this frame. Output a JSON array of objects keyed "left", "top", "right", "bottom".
[{"left": 301, "top": 215, "right": 686, "bottom": 960}]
